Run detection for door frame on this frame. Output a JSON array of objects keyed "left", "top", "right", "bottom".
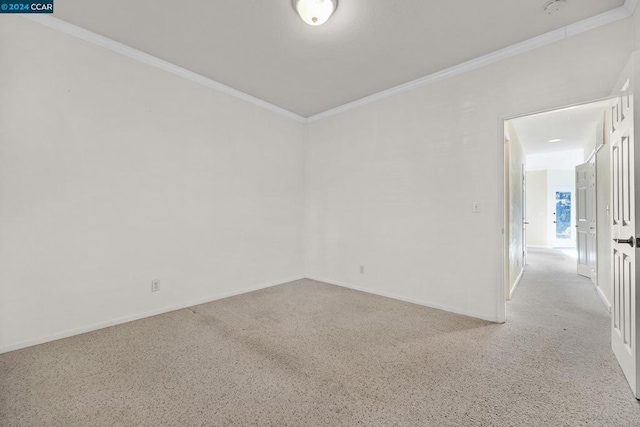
[{"left": 499, "top": 96, "right": 616, "bottom": 323}]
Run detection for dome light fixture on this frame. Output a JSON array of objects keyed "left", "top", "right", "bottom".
[{"left": 292, "top": 0, "right": 338, "bottom": 26}]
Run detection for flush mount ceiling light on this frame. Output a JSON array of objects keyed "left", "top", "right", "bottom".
[
  {"left": 549, "top": 139, "right": 563, "bottom": 143},
  {"left": 292, "top": 0, "right": 338, "bottom": 26}
]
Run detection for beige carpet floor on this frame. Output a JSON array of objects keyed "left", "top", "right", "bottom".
[{"left": 2, "top": 248, "right": 640, "bottom": 426}]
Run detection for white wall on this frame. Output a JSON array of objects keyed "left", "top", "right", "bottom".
[
  {"left": 305, "top": 16, "right": 634, "bottom": 322},
  {"left": 584, "top": 116, "right": 605, "bottom": 161},
  {"left": 0, "top": 18, "right": 306, "bottom": 352},
  {"left": 547, "top": 169, "right": 576, "bottom": 187},
  {"left": 636, "top": 3, "right": 640, "bottom": 51}
]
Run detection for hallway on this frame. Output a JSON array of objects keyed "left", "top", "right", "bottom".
[
  {"left": 504, "top": 247, "right": 640, "bottom": 424},
  {"left": 509, "top": 247, "right": 609, "bottom": 324}
]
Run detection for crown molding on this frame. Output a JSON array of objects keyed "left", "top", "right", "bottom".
[
  {"left": 625, "top": 0, "right": 639, "bottom": 14},
  {"left": 22, "top": 15, "right": 307, "bottom": 124},
  {"left": 566, "top": 2, "right": 632, "bottom": 37},
  {"left": 23, "top": 1, "right": 638, "bottom": 126},
  {"left": 306, "top": 2, "right": 637, "bottom": 123},
  {"left": 307, "top": 29, "right": 568, "bottom": 123}
]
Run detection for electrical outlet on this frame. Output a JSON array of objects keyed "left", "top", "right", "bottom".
[
  {"left": 151, "top": 280, "right": 160, "bottom": 292},
  {"left": 360, "top": 265, "right": 365, "bottom": 274}
]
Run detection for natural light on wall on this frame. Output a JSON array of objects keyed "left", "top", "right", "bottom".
[{"left": 293, "top": 0, "right": 338, "bottom": 26}]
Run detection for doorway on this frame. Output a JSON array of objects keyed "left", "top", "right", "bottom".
[
  {"left": 501, "top": 59, "right": 639, "bottom": 398},
  {"left": 548, "top": 186, "right": 576, "bottom": 248},
  {"left": 503, "top": 99, "right": 611, "bottom": 304}
]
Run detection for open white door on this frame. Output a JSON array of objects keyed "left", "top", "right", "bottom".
[
  {"left": 576, "top": 163, "right": 591, "bottom": 277},
  {"left": 576, "top": 159, "right": 598, "bottom": 279},
  {"left": 522, "top": 164, "right": 527, "bottom": 267},
  {"left": 611, "top": 84, "right": 639, "bottom": 398},
  {"left": 588, "top": 158, "right": 597, "bottom": 284}
]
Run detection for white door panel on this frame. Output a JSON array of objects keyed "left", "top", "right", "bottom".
[
  {"left": 577, "top": 160, "right": 598, "bottom": 279},
  {"left": 523, "top": 164, "right": 527, "bottom": 267},
  {"left": 588, "top": 159, "right": 597, "bottom": 284},
  {"left": 610, "top": 87, "right": 638, "bottom": 398},
  {"left": 576, "top": 163, "right": 591, "bottom": 277}
]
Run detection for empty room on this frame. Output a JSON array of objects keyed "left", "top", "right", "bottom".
[{"left": 2, "top": 1, "right": 640, "bottom": 426}]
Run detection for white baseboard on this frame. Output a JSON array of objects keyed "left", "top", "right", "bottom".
[
  {"left": 307, "top": 276, "right": 500, "bottom": 323},
  {"left": 0, "top": 276, "right": 305, "bottom": 354},
  {"left": 595, "top": 285, "right": 612, "bottom": 312},
  {"left": 509, "top": 268, "right": 525, "bottom": 300}
]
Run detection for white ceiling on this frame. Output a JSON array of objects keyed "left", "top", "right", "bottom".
[
  {"left": 510, "top": 100, "right": 610, "bottom": 155},
  {"left": 53, "top": 0, "right": 625, "bottom": 117}
]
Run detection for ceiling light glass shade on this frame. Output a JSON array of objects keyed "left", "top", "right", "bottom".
[{"left": 293, "top": 0, "right": 338, "bottom": 26}]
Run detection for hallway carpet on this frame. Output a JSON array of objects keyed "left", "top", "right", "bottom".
[{"left": 2, "top": 248, "right": 640, "bottom": 426}]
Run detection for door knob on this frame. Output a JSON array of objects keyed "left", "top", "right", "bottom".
[{"left": 613, "top": 237, "right": 635, "bottom": 247}]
